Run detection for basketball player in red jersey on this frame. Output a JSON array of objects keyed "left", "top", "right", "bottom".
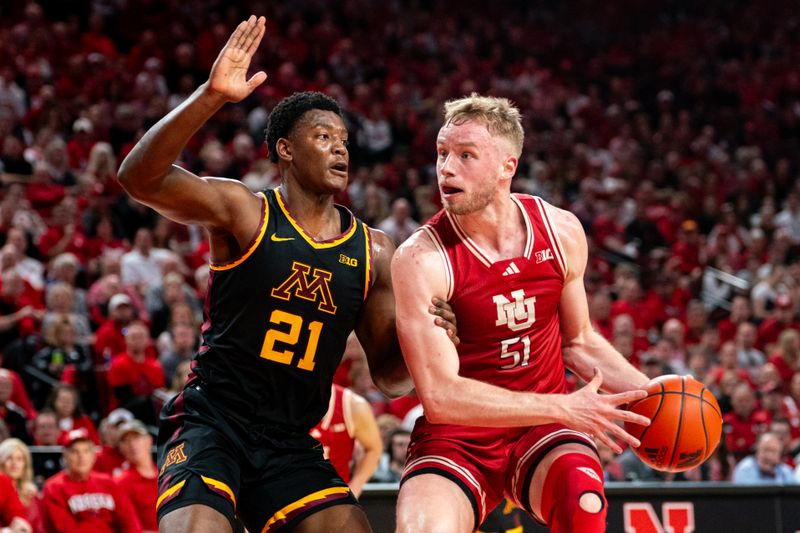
[
  {"left": 392, "top": 95, "right": 652, "bottom": 533},
  {"left": 310, "top": 383, "right": 383, "bottom": 497}
]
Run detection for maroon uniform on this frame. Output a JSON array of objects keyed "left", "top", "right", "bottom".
[
  {"left": 310, "top": 385, "right": 356, "bottom": 482},
  {"left": 42, "top": 471, "right": 141, "bottom": 533},
  {"left": 403, "top": 195, "right": 594, "bottom": 522}
]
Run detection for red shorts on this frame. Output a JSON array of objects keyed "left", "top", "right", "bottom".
[{"left": 401, "top": 420, "right": 596, "bottom": 526}]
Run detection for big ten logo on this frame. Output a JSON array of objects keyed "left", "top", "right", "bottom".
[
  {"left": 623, "top": 502, "right": 695, "bottom": 533},
  {"left": 339, "top": 254, "right": 358, "bottom": 267},
  {"left": 493, "top": 289, "right": 536, "bottom": 332}
]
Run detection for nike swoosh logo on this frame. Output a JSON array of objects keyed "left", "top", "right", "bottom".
[{"left": 270, "top": 233, "right": 295, "bottom": 242}]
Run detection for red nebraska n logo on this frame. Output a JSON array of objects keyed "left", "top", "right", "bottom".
[
  {"left": 623, "top": 502, "right": 695, "bottom": 533},
  {"left": 271, "top": 261, "right": 337, "bottom": 314}
]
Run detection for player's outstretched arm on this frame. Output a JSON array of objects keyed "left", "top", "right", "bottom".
[
  {"left": 550, "top": 204, "right": 650, "bottom": 394},
  {"left": 118, "top": 16, "right": 267, "bottom": 233}
]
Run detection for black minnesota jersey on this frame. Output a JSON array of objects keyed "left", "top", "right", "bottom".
[{"left": 192, "top": 188, "right": 372, "bottom": 433}]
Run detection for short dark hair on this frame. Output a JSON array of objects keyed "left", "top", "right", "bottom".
[{"left": 264, "top": 91, "right": 342, "bottom": 163}]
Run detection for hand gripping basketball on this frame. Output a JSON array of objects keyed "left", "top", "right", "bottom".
[{"left": 561, "top": 368, "right": 650, "bottom": 454}]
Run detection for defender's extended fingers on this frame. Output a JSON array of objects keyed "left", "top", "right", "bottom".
[
  {"left": 245, "top": 17, "right": 267, "bottom": 55},
  {"left": 241, "top": 15, "right": 263, "bottom": 50},
  {"left": 229, "top": 19, "right": 250, "bottom": 48}
]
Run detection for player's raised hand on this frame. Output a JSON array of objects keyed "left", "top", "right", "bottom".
[
  {"left": 208, "top": 15, "right": 268, "bottom": 102},
  {"left": 560, "top": 368, "right": 650, "bottom": 454}
]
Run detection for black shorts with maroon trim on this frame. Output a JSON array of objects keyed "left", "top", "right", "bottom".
[{"left": 156, "top": 383, "right": 358, "bottom": 532}]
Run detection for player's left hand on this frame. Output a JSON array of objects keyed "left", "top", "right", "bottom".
[{"left": 430, "top": 297, "right": 459, "bottom": 345}]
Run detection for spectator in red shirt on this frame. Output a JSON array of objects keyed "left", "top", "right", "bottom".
[
  {"left": 718, "top": 295, "right": 752, "bottom": 345},
  {"left": 93, "top": 293, "right": 135, "bottom": 364},
  {"left": 45, "top": 384, "right": 99, "bottom": 446},
  {"left": 767, "top": 329, "right": 800, "bottom": 393},
  {"left": 36, "top": 199, "right": 87, "bottom": 263},
  {"left": 757, "top": 293, "right": 800, "bottom": 351},
  {"left": 107, "top": 321, "right": 164, "bottom": 425},
  {"left": 93, "top": 409, "right": 134, "bottom": 476},
  {"left": 42, "top": 428, "right": 141, "bottom": 533},
  {"left": 0, "top": 472, "right": 31, "bottom": 533},
  {"left": 669, "top": 219, "right": 704, "bottom": 275},
  {"left": 723, "top": 382, "right": 771, "bottom": 461},
  {"left": 589, "top": 287, "right": 613, "bottom": 340},
  {"left": 114, "top": 420, "right": 157, "bottom": 533}
]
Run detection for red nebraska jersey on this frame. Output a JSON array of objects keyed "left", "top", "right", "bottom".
[
  {"left": 310, "top": 384, "right": 356, "bottom": 482},
  {"left": 115, "top": 467, "right": 157, "bottom": 532},
  {"left": 42, "top": 471, "right": 141, "bottom": 533},
  {"left": 416, "top": 195, "right": 568, "bottom": 435}
]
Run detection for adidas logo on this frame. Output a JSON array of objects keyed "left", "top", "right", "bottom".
[{"left": 502, "top": 262, "right": 521, "bottom": 276}]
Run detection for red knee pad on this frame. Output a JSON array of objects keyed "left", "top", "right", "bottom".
[{"left": 539, "top": 453, "right": 607, "bottom": 533}]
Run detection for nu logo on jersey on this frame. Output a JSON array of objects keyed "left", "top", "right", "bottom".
[
  {"left": 272, "top": 261, "right": 337, "bottom": 314},
  {"left": 535, "top": 248, "right": 554, "bottom": 264},
  {"left": 493, "top": 289, "right": 536, "bottom": 332},
  {"left": 159, "top": 442, "right": 188, "bottom": 476}
]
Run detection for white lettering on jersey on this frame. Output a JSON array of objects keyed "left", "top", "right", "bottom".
[
  {"left": 68, "top": 493, "right": 116, "bottom": 513},
  {"left": 493, "top": 289, "right": 536, "bottom": 332}
]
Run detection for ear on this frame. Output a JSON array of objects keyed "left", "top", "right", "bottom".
[
  {"left": 502, "top": 156, "right": 518, "bottom": 179},
  {"left": 276, "top": 138, "right": 292, "bottom": 162}
]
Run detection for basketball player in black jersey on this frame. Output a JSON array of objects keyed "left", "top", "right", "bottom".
[{"left": 118, "top": 16, "right": 457, "bottom": 533}]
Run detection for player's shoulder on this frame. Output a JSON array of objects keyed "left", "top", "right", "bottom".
[{"left": 535, "top": 198, "right": 585, "bottom": 249}]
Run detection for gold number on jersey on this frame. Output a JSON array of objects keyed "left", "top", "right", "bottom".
[
  {"left": 499, "top": 334, "right": 531, "bottom": 370},
  {"left": 260, "top": 309, "right": 323, "bottom": 371}
]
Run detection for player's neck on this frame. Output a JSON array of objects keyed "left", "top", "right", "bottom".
[
  {"left": 277, "top": 182, "right": 342, "bottom": 240},
  {"left": 451, "top": 194, "right": 526, "bottom": 259}
]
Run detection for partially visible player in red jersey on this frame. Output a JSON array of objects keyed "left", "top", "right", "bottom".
[
  {"left": 310, "top": 383, "right": 382, "bottom": 497},
  {"left": 392, "top": 94, "right": 652, "bottom": 533}
]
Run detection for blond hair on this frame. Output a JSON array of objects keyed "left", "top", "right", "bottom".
[
  {"left": 0, "top": 438, "right": 36, "bottom": 505},
  {"left": 443, "top": 93, "right": 524, "bottom": 157}
]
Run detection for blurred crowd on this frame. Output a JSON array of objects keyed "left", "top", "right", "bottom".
[{"left": 3, "top": 0, "right": 800, "bottom": 529}]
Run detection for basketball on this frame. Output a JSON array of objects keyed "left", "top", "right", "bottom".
[{"left": 624, "top": 374, "right": 722, "bottom": 472}]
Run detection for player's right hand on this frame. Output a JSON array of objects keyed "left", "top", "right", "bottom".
[
  {"left": 207, "top": 15, "right": 268, "bottom": 103},
  {"left": 560, "top": 368, "right": 650, "bottom": 454}
]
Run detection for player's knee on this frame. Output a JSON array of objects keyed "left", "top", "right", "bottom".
[{"left": 540, "top": 452, "right": 607, "bottom": 533}]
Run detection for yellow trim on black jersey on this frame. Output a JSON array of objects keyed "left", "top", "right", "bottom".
[
  {"left": 210, "top": 192, "right": 269, "bottom": 271},
  {"left": 201, "top": 475, "right": 237, "bottom": 508},
  {"left": 261, "top": 486, "right": 351, "bottom": 533},
  {"left": 156, "top": 480, "right": 186, "bottom": 509},
  {"left": 274, "top": 189, "right": 357, "bottom": 249},
  {"left": 363, "top": 223, "right": 372, "bottom": 301}
]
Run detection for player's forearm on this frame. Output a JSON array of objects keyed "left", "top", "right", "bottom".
[
  {"left": 118, "top": 83, "right": 226, "bottom": 196},
  {"left": 349, "top": 450, "right": 381, "bottom": 496},
  {"left": 418, "top": 375, "right": 566, "bottom": 427},
  {"left": 562, "top": 330, "right": 648, "bottom": 393}
]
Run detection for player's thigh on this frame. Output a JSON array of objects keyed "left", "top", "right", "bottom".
[
  {"left": 396, "top": 473, "right": 474, "bottom": 533},
  {"left": 159, "top": 504, "right": 233, "bottom": 533},
  {"left": 238, "top": 445, "right": 357, "bottom": 533},
  {"left": 527, "top": 442, "right": 599, "bottom": 519},
  {"left": 292, "top": 503, "right": 372, "bottom": 533}
]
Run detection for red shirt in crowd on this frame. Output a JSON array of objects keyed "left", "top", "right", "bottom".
[
  {"left": 107, "top": 353, "right": 165, "bottom": 410},
  {"left": 0, "top": 473, "right": 26, "bottom": 526},
  {"left": 42, "top": 470, "right": 141, "bottom": 533},
  {"left": 756, "top": 319, "right": 800, "bottom": 350},
  {"left": 723, "top": 408, "right": 771, "bottom": 459},
  {"left": 57, "top": 416, "right": 100, "bottom": 446},
  {"left": 114, "top": 467, "right": 157, "bottom": 532},
  {"left": 94, "top": 446, "right": 127, "bottom": 477}
]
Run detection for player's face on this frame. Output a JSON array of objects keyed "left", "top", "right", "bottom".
[
  {"left": 287, "top": 110, "right": 349, "bottom": 194},
  {"left": 436, "top": 119, "right": 515, "bottom": 215}
]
